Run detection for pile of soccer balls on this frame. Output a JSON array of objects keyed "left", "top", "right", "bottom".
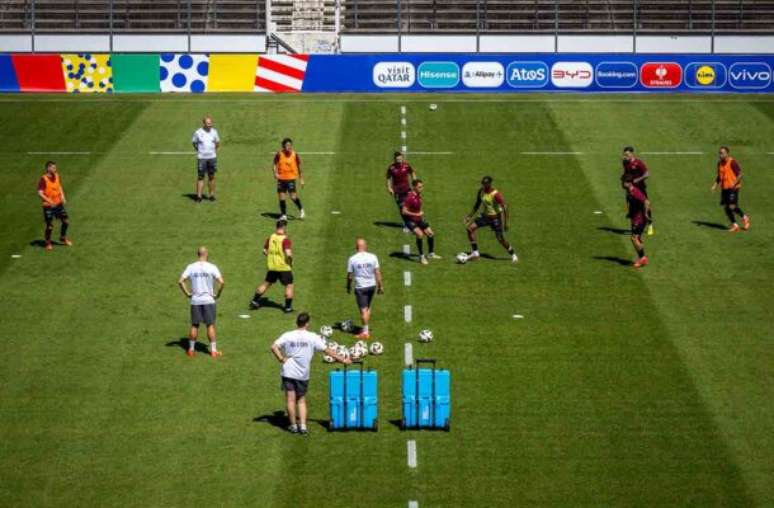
[{"left": 320, "top": 324, "right": 384, "bottom": 363}]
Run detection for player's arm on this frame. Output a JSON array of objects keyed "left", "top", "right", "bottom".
[
  {"left": 633, "top": 165, "right": 649, "bottom": 184},
  {"left": 270, "top": 343, "right": 287, "bottom": 363},
  {"left": 386, "top": 168, "right": 394, "bottom": 194},
  {"left": 37, "top": 178, "right": 55, "bottom": 206},
  {"left": 466, "top": 190, "right": 482, "bottom": 221},
  {"left": 214, "top": 276, "right": 225, "bottom": 299},
  {"left": 177, "top": 277, "right": 192, "bottom": 298},
  {"left": 214, "top": 131, "right": 220, "bottom": 152},
  {"left": 495, "top": 192, "right": 508, "bottom": 231},
  {"left": 375, "top": 268, "right": 384, "bottom": 294},
  {"left": 324, "top": 345, "right": 352, "bottom": 365},
  {"left": 731, "top": 160, "right": 743, "bottom": 188},
  {"left": 59, "top": 184, "right": 66, "bottom": 205},
  {"left": 712, "top": 164, "right": 720, "bottom": 191},
  {"left": 346, "top": 269, "right": 353, "bottom": 293},
  {"left": 284, "top": 247, "right": 293, "bottom": 267},
  {"left": 272, "top": 153, "right": 280, "bottom": 180},
  {"left": 296, "top": 154, "right": 304, "bottom": 187}
]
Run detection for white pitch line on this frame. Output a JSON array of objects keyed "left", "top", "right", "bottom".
[
  {"left": 404, "top": 343, "right": 414, "bottom": 368},
  {"left": 404, "top": 305, "right": 412, "bottom": 323},
  {"left": 768, "top": 152, "right": 774, "bottom": 155},
  {"left": 401, "top": 145, "right": 408, "bottom": 153},
  {"left": 409, "top": 501, "right": 419, "bottom": 508},
  {"left": 401, "top": 131, "right": 407, "bottom": 139},
  {"left": 407, "top": 440, "right": 418, "bottom": 468},
  {"left": 10, "top": 254, "right": 22, "bottom": 259},
  {"left": 642, "top": 151, "right": 704, "bottom": 155},
  {"left": 27, "top": 151, "right": 91, "bottom": 155},
  {"left": 403, "top": 244, "right": 411, "bottom": 255},
  {"left": 521, "top": 151, "right": 583, "bottom": 155},
  {"left": 401, "top": 105, "right": 407, "bottom": 115},
  {"left": 401, "top": 118, "right": 407, "bottom": 126},
  {"left": 410, "top": 151, "right": 454, "bottom": 155},
  {"left": 404, "top": 271, "right": 412, "bottom": 286}
]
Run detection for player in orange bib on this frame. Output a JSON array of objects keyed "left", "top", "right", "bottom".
[
  {"left": 273, "top": 138, "right": 305, "bottom": 220},
  {"left": 36, "top": 161, "right": 72, "bottom": 251},
  {"left": 711, "top": 146, "right": 750, "bottom": 232}
]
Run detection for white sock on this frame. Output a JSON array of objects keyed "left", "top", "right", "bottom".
[
  {"left": 472, "top": 250, "right": 479, "bottom": 256},
  {"left": 299, "top": 423, "right": 307, "bottom": 430},
  {"left": 210, "top": 342, "right": 217, "bottom": 352},
  {"left": 289, "top": 423, "right": 298, "bottom": 430},
  {"left": 363, "top": 325, "right": 369, "bottom": 333},
  {"left": 188, "top": 340, "right": 195, "bottom": 351}
]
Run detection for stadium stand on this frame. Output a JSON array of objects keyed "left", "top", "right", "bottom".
[{"left": 0, "top": 0, "right": 773, "bottom": 33}]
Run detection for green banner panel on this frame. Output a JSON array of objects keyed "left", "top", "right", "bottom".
[{"left": 112, "top": 54, "right": 160, "bottom": 93}]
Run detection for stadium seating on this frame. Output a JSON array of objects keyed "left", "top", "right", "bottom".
[{"left": 1, "top": 0, "right": 773, "bottom": 33}]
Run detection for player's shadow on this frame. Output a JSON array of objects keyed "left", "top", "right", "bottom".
[
  {"left": 182, "top": 193, "right": 200, "bottom": 202},
  {"left": 253, "top": 411, "right": 329, "bottom": 431},
  {"left": 592, "top": 255, "right": 632, "bottom": 266},
  {"left": 478, "top": 253, "right": 511, "bottom": 261},
  {"left": 29, "top": 239, "right": 65, "bottom": 248},
  {"left": 165, "top": 337, "right": 210, "bottom": 354},
  {"left": 389, "top": 251, "right": 414, "bottom": 262},
  {"left": 251, "top": 298, "right": 286, "bottom": 312},
  {"left": 373, "top": 221, "right": 405, "bottom": 229},
  {"left": 260, "top": 212, "right": 282, "bottom": 220},
  {"left": 692, "top": 220, "right": 726, "bottom": 230},
  {"left": 597, "top": 226, "right": 631, "bottom": 235}
]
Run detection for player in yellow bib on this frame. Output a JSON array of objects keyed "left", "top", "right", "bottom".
[
  {"left": 249, "top": 219, "right": 295, "bottom": 313},
  {"left": 464, "top": 176, "right": 518, "bottom": 263}
]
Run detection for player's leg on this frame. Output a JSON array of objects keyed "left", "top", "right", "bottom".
[
  {"left": 188, "top": 306, "right": 201, "bottom": 357},
  {"left": 297, "top": 394, "right": 308, "bottom": 434},
  {"left": 631, "top": 230, "right": 648, "bottom": 267},
  {"left": 424, "top": 227, "right": 440, "bottom": 259},
  {"left": 58, "top": 208, "right": 71, "bottom": 246},
  {"left": 207, "top": 171, "right": 216, "bottom": 201},
  {"left": 496, "top": 231, "right": 518, "bottom": 263},
  {"left": 284, "top": 385, "right": 298, "bottom": 432},
  {"left": 289, "top": 184, "right": 304, "bottom": 218},
  {"left": 205, "top": 305, "right": 220, "bottom": 357},
  {"left": 250, "top": 280, "right": 272, "bottom": 309},
  {"left": 283, "top": 281, "right": 294, "bottom": 313},
  {"left": 725, "top": 205, "right": 739, "bottom": 231},
  {"left": 414, "top": 228, "right": 427, "bottom": 264},
  {"left": 355, "top": 288, "right": 373, "bottom": 338},
  {"left": 277, "top": 185, "right": 288, "bottom": 218},
  {"left": 467, "top": 219, "right": 481, "bottom": 259},
  {"left": 43, "top": 208, "right": 54, "bottom": 250},
  {"left": 196, "top": 161, "right": 206, "bottom": 201},
  {"left": 730, "top": 191, "right": 750, "bottom": 230}
]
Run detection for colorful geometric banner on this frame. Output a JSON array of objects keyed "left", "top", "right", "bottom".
[
  {"left": 208, "top": 54, "right": 258, "bottom": 92},
  {"left": 11, "top": 54, "right": 65, "bottom": 92},
  {"left": 160, "top": 53, "right": 209, "bottom": 93},
  {"left": 111, "top": 53, "right": 160, "bottom": 93},
  {"left": 61, "top": 54, "right": 113, "bottom": 93},
  {"left": 255, "top": 54, "right": 309, "bottom": 93},
  {"left": 0, "top": 54, "right": 19, "bottom": 92}
]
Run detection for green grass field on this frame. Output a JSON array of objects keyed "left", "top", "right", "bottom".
[{"left": 1, "top": 93, "right": 773, "bottom": 507}]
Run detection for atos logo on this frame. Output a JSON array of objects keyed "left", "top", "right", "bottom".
[
  {"left": 506, "top": 61, "right": 548, "bottom": 88},
  {"left": 728, "top": 62, "right": 772, "bottom": 90},
  {"left": 550, "top": 62, "right": 593, "bottom": 88}
]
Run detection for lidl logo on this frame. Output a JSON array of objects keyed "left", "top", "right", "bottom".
[
  {"left": 418, "top": 62, "right": 460, "bottom": 89},
  {"left": 685, "top": 63, "right": 727, "bottom": 89},
  {"left": 728, "top": 62, "right": 772, "bottom": 90},
  {"left": 506, "top": 61, "right": 548, "bottom": 88}
]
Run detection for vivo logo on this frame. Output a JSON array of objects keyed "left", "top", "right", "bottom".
[{"left": 728, "top": 63, "right": 772, "bottom": 89}]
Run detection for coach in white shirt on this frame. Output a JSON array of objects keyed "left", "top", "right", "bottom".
[
  {"left": 178, "top": 246, "right": 225, "bottom": 358},
  {"left": 346, "top": 238, "right": 384, "bottom": 340},
  {"left": 192, "top": 115, "right": 220, "bottom": 203},
  {"left": 271, "top": 312, "right": 350, "bottom": 435}
]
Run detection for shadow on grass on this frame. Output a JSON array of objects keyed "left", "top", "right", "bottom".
[
  {"left": 250, "top": 297, "right": 288, "bottom": 312},
  {"left": 29, "top": 239, "right": 66, "bottom": 248},
  {"left": 260, "top": 212, "right": 299, "bottom": 221},
  {"left": 692, "top": 220, "right": 727, "bottom": 230},
  {"left": 253, "top": 411, "right": 330, "bottom": 431},
  {"left": 165, "top": 337, "right": 210, "bottom": 354},
  {"left": 593, "top": 255, "right": 632, "bottom": 266},
  {"left": 373, "top": 220, "right": 405, "bottom": 229},
  {"left": 389, "top": 251, "right": 414, "bottom": 262},
  {"left": 182, "top": 193, "right": 200, "bottom": 202},
  {"left": 597, "top": 226, "right": 631, "bottom": 235}
]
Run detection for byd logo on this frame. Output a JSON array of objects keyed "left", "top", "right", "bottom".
[
  {"left": 640, "top": 62, "right": 683, "bottom": 88},
  {"left": 550, "top": 62, "right": 593, "bottom": 88},
  {"left": 728, "top": 63, "right": 772, "bottom": 90}
]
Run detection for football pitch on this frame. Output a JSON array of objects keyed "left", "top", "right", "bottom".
[{"left": 1, "top": 93, "right": 773, "bottom": 507}]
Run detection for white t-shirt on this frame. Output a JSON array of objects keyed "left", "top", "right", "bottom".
[
  {"left": 347, "top": 251, "right": 380, "bottom": 289},
  {"left": 180, "top": 261, "right": 222, "bottom": 305},
  {"left": 273, "top": 329, "right": 327, "bottom": 381},
  {"left": 192, "top": 127, "right": 220, "bottom": 160}
]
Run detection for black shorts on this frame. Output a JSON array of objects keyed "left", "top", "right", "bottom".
[
  {"left": 197, "top": 158, "right": 217, "bottom": 179},
  {"left": 475, "top": 215, "right": 504, "bottom": 233},
  {"left": 265, "top": 270, "right": 294, "bottom": 285},
  {"left": 721, "top": 188, "right": 739, "bottom": 206},
  {"left": 191, "top": 304, "right": 216, "bottom": 326},
  {"left": 282, "top": 377, "right": 309, "bottom": 397},
  {"left": 403, "top": 216, "right": 430, "bottom": 231},
  {"left": 277, "top": 179, "right": 297, "bottom": 193},
  {"left": 631, "top": 221, "right": 645, "bottom": 236},
  {"left": 355, "top": 286, "right": 376, "bottom": 310},
  {"left": 42, "top": 205, "right": 68, "bottom": 224}
]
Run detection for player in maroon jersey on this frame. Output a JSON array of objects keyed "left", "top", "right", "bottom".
[
  {"left": 386, "top": 151, "right": 416, "bottom": 215},
  {"left": 622, "top": 174, "right": 651, "bottom": 268},
  {"left": 401, "top": 180, "right": 439, "bottom": 265},
  {"left": 622, "top": 146, "right": 653, "bottom": 235}
]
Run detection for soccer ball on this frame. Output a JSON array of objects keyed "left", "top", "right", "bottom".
[
  {"left": 336, "top": 345, "right": 350, "bottom": 359},
  {"left": 429, "top": 103, "right": 438, "bottom": 111},
  {"left": 327, "top": 340, "right": 339, "bottom": 351},
  {"left": 355, "top": 340, "right": 367, "bottom": 350},
  {"left": 322, "top": 354, "right": 335, "bottom": 363},
  {"left": 369, "top": 342, "right": 384, "bottom": 355},
  {"left": 340, "top": 320, "right": 354, "bottom": 333},
  {"left": 320, "top": 325, "right": 333, "bottom": 338},
  {"left": 456, "top": 252, "right": 469, "bottom": 264},
  {"left": 349, "top": 346, "right": 364, "bottom": 360},
  {"left": 419, "top": 329, "right": 433, "bottom": 343},
  {"left": 357, "top": 343, "right": 369, "bottom": 357}
]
